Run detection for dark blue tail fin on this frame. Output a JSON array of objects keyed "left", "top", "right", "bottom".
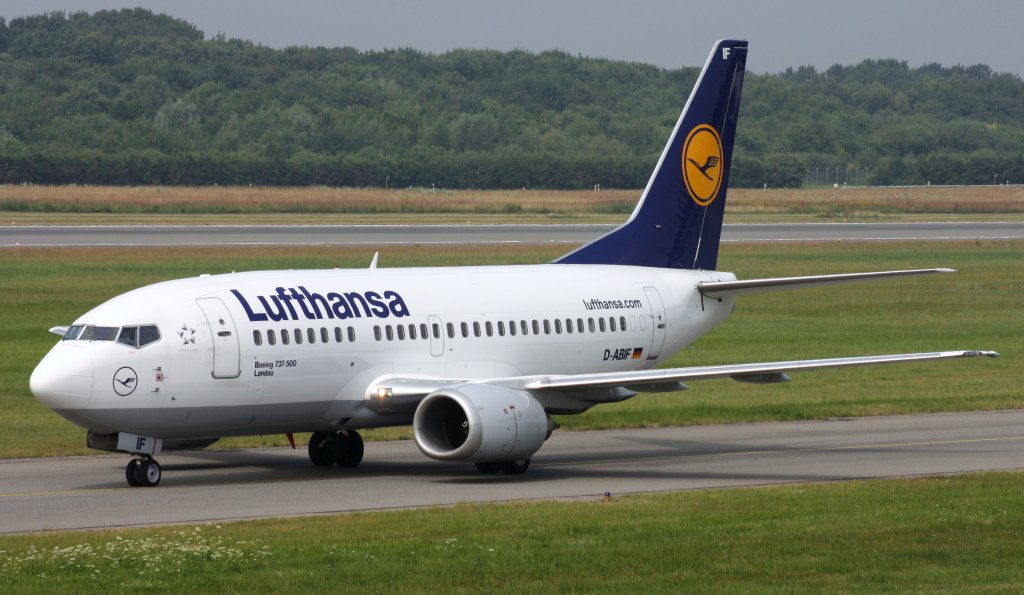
[{"left": 556, "top": 40, "right": 748, "bottom": 270}]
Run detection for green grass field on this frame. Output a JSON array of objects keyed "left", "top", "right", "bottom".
[
  {"left": 2, "top": 240, "right": 1018, "bottom": 458},
  {"left": 2, "top": 472, "right": 1024, "bottom": 592}
]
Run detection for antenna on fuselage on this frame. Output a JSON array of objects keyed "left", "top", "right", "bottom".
[{"left": 369, "top": 252, "right": 379, "bottom": 270}]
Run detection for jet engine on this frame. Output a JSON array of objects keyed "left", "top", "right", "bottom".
[{"left": 413, "top": 384, "right": 549, "bottom": 462}]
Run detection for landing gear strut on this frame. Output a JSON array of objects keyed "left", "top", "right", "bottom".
[
  {"left": 125, "top": 456, "right": 161, "bottom": 487},
  {"left": 308, "top": 430, "right": 364, "bottom": 468}
]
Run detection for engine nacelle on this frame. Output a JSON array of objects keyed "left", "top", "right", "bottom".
[{"left": 413, "top": 384, "right": 549, "bottom": 462}]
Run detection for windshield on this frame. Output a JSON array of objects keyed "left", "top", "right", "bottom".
[
  {"left": 65, "top": 324, "right": 161, "bottom": 347},
  {"left": 116, "top": 325, "right": 161, "bottom": 348},
  {"left": 78, "top": 326, "right": 119, "bottom": 341}
]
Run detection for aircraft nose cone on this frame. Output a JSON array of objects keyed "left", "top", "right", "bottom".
[{"left": 30, "top": 344, "right": 94, "bottom": 411}]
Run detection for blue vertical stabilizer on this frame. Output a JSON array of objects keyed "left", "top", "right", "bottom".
[{"left": 555, "top": 40, "right": 748, "bottom": 270}]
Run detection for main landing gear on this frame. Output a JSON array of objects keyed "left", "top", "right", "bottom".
[
  {"left": 125, "top": 456, "right": 161, "bottom": 487},
  {"left": 475, "top": 459, "right": 531, "bottom": 475},
  {"left": 308, "top": 430, "right": 364, "bottom": 468}
]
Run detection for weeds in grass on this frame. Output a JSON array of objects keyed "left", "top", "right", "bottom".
[{"left": 0, "top": 525, "right": 270, "bottom": 580}]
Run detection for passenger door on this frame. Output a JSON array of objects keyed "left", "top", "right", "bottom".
[{"left": 197, "top": 297, "right": 241, "bottom": 379}]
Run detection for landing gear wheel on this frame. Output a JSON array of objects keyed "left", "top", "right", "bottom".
[
  {"left": 308, "top": 431, "right": 336, "bottom": 466},
  {"left": 500, "top": 459, "right": 531, "bottom": 475},
  {"left": 335, "top": 431, "right": 364, "bottom": 468},
  {"left": 126, "top": 457, "right": 161, "bottom": 487},
  {"left": 138, "top": 458, "right": 162, "bottom": 486},
  {"left": 125, "top": 459, "right": 141, "bottom": 486},
  {"left": 475, "top": 462, "right": 502, "bottom": 474}
]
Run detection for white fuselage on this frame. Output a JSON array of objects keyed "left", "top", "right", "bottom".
[{"left": 31, "top": 264, "right": 736, "bottom": 440}]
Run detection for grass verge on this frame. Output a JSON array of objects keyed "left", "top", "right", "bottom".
[
  {"left": 2, "top": 472, "right": 1023, "bottom": 592},
  {"left": 2, "top": 241, "right": 1019, "bottom": 457},
  {"left": 1, "top": 184, "right": 1022, "bottom": 224}
]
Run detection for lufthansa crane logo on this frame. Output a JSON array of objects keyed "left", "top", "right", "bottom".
[
  {"left": 112, "top": 366, "right": 138, "bottom": 396},
  {"left": 682, "top": 124, "right": 724, "bottom": 206}
]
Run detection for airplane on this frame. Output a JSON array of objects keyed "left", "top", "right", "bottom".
[{"left": 30, "top": 40, "right": 998, "bottom": 487}]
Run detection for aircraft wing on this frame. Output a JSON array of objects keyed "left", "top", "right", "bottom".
[
  {"left": 698, "top": 268, "right": 955, "bottom": 298},
  {"left": 367, "top": 350, "right": 998, "bottom": 412},
  {"left": 518, "top": 350, "right": 998, "bottom": 391}
]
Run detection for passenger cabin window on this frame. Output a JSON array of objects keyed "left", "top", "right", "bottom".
[
  {"left": 509, "top": 321, "right": 517, "bottom": 336},
  {"left": 268, "top": 329, "right": 277, "bottom": 345},
  {"left": 321, "top": 327, "right": 329, "bottom": 343},
  {"left": 307, "top": 328, "right": 316, "bottom": 344},
  {"left": 253, "top": 330, "right": 262, "bottom": 346},
  {"left": 447, "top": 322, "right": 455, "bottom": 339},
  {"left": 281, "top": 329, "right": 290, "bottom": 345},
  {"left": 348, "top": 327, "right": 356, "bottom": 342},
  {"left": 374, "top": 326, "right": 382, "bottom": 341},
  {"left": 294, "top": 329, "right": 303, "bottom": 344},
  {"left": 335, "top": 327, "right": 343, "bottom": 342},
  {"left": 432, "top": 323, "right": 441, "bottom": 339}
]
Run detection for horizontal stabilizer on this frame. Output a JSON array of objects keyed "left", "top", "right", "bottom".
[{"left": 698, "top": 268, "right": 956, "bottom": 298}]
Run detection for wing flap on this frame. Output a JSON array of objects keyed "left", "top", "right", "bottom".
[{"left": 698, "top": 268, "right": 956, "bottom": 298}]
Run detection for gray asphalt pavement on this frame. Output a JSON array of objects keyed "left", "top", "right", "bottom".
[
  {"left": 3, "top": 410, "right": 1023, "bottom": 534},
  {"left": 3, "top": 221, "right": 1024, "bottom": 247}
]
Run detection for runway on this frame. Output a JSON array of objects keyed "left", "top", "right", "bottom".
[
  {"left": 3, "top": 410, "right": 1023, "bottom": 534},
  {"left": 3, "top": 221, "right": 1024, "bottom": 247}
]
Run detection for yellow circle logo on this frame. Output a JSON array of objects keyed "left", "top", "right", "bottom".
[{"left": 682, "top": 124, "right": 724, "bottom": 206}]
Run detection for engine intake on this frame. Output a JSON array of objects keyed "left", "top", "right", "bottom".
[{"left": 413, "top": 384, "right": 549, "bottom": 462}]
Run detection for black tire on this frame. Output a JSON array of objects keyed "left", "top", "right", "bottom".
[
  {"left": 500, "top": 459, "right": 531, "bottom": 475},
  {"left": 308, "top": 431, "right": 336, "bottom": 466},
  {"left": 335, "top": 431, "right": 364, "bottom": 468},
  {"left": 125, "top": 459, "right": 141, "bottom": 487},
  {"left": 475, "top": 462, "right": 502, "bottom": 474},
  {"left": 135, "top": 458, "right": 161, "bottom": 487}
]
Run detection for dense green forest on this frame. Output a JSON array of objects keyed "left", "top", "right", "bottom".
[{"left": 0, "top": 9, "right": 1022, "bottom": 188}]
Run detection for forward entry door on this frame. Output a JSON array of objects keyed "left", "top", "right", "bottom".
[{"left": 197, "top": 297, "right": 241, "bottom": 379}]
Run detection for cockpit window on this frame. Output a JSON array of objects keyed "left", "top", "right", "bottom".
[
  {"left": 117, "top": 326, "right": 138, "bottom": 347},
  {"left": 62, "top": 325, "right": 84, "bottom": 341},
  {"left": 79, "top": 326, "right": 119, "bottom": 341},
  {"left": 139, "top": 325, "right": 160, "bottom": 347},
  {"left": 116, "top": 325, "right": 161, "bottom": 348}
]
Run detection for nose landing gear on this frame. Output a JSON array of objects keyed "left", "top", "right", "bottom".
[{"left": 125, "top": 456, "right": 161, "bottom": 487}]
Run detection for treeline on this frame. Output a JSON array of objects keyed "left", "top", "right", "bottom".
[{"left": 1, "top": 9, "right": 1022, "bottom": 188}]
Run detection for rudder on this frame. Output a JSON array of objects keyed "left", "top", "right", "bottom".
[{"left": 556, "top": 40, "right": 748, "bottom": 270}]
